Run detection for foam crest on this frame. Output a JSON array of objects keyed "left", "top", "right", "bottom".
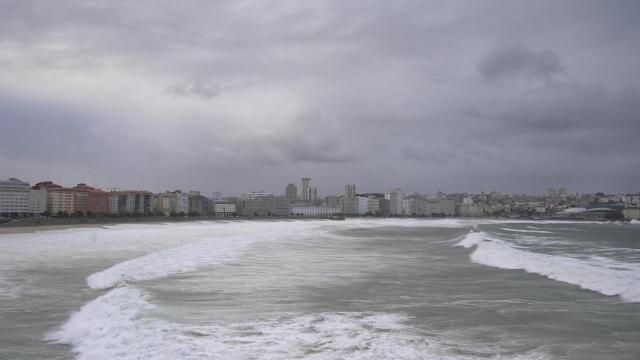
[
  {"left": 48, "top": 287, "right": 453, "bottom": 360},
  {"left": 457, "top": 232, "right": 640, "bottom": 303},
  {"left": 630, "top": 219, "right": 640, "bottom": 225},
  {"left": 87, "top": 233, "right": 264, "bottom": 290},
  {"left": 46, "top": 287, "right": 155, "bottom": 358},
  {"left": 500, "top": 228, "right": 552, "bottom": 234},
  {"left": 456, "top": 231, "right": 492, "bottom": 248}
]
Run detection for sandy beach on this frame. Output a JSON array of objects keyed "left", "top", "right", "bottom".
[{"left": 0, "top": 223, "right": 122, "bottom": 235}]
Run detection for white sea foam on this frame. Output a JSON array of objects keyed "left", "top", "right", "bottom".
[
  {"left": 457, "top": 232, "right": 640, "bottom": 303},
  {"left": 86, "top": 228, "right": 301, "bottom": 290},
  {"left": 84, "top": 218, "right": 501, "bottom": 290},
  {"left": 630, "top": 219, "right": 640, "bottom": 225},
  {"left": 48, "top": 287, "right": 452, "bottom": 360},
  {"left": 499, "top": 228, "right": 552, "bottom": 234}
]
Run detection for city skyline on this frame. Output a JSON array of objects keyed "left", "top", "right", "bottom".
[
  {"left": 0, "top": 174, "right": 637, "bottom": 198},
  {"left": 1, "top": 1, "right": 639, "bottom": 195},
  {"left": 2, "top": 174, "right": 638, "bottom": 201}
]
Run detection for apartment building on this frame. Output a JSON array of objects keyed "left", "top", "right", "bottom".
[{"left": 0, "top": 178, "right": 30, "bottom": 214}]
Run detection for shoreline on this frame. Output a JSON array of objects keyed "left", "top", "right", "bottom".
[
  {"left": 0, "top": 217, "right": 235, "bottom": 235},
  {"left": 0, "top": 216, "right": 337, "bottom": 235},
  {"left": 0, "top": 216, "right": 623, "bottom": 235}
]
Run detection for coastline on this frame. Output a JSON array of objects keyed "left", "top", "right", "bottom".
[
  {"left": 0, "top": 217, "right": 232, "bottom": 235},
  {"left": 0, "top": 216, "right": 336, "bottom": 235},
  {"left": 0, "top": 215, "right": 623, "bottom": 236},
  {"left": 0, "top": 223, "right": 118, "bottom": 235}
]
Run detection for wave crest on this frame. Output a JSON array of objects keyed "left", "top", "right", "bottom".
[
  {"left": 457, "top": 231, "right": 640, "bottom": 303},
  {"left": 48, "top": 287, "right": 449, "bottom": 360},
  {"left": 87, "top": 234, "right": 262, "bottom": 289}
]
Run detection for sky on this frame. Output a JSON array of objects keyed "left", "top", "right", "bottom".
[{"left": 1, "top": 0, "right": 639, "bottom": 196}]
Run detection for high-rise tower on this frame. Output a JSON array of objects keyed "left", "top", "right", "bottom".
[
  {"left": 285, "top": 183, "right": 297, "bottom": 201},
  {"left": 301, "top": 178, "right": 311, "bottom": 201}
]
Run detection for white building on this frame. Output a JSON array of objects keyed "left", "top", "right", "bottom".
[
  {"left": 318, "top": 206, "right": 341, "bottom": 217},
  {"left": 292, "top": 205, "right": 319, "bottom": 217},
  {"left": 211, "top": 191, "right": 223, "bottom": 201},
  {"left": 0, "top": 178, "right": 30, "bottom": 214},
  {"left": 291, "top": 205, "right": 341, "bottom": 217},
  {"left": 241, "top": 191, "right": 273, "bottom": 200},
  {"left": 357, "top": 196, "right": 369, "bottom": 215},
  {"left": 367, "top": 197, "right": 381, "bottom": 215},
  {"left": 343, "top": 184, "right": 358, "bottom": 215},
  {"left": 389, "top": 188, "right": 404, "bottom": 215},
  {"left": 176, "top": 191, "right": 189, "bottom": 213},
  {"left": 402, "top": 199, "right": 415, "bottom": 216},
  {"left": 214, "top": 203, "right": 236, "bottom": 216},
  {"left": 456, "top": 203, "right": 486, "bottom": 217},
  {"left": 28, "top": 188, "right": 47, "bottom": 214},
  {"left": 301, "top": 178, "right": 311, "bottom": 201},
  {"left": 48, "top": 189, "right": 75, "bottom": 214}
]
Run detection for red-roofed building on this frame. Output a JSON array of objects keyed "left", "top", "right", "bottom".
[{"left": 72, "top": 183, "right": 109, "bottom": 215}]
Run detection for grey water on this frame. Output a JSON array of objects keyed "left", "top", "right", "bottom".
[{"left": 0, "top": 219, "right": 639, "bottom": 359}]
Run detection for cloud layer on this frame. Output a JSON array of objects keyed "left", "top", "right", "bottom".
[{"left": 1, "top": 1, "right": 639, "bottom": 195}]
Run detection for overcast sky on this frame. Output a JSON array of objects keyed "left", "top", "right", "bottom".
[{"left": 1, "top": 0, "right": 639, "bottom": 196}]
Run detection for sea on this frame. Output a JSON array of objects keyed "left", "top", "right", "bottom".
[{"left": 0, "top": 218, "right": 639, "bottom": 360}]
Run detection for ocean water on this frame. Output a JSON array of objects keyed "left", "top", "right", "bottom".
[{"left": 0, "top": 219, "right": 639, "bottom": 359}]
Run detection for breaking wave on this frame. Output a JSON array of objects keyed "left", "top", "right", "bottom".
[
  {"left": 499, "top": 228, "right": 552, "bottom": 234},
  {"left": 47, "top": 287, "right": 447, "bottom": 360},
  {"left": 457, "top": 231, "right": 640, "bottom": 303},
  {"left": 87, "top": 232, "right": 284, "bottom": 290}
]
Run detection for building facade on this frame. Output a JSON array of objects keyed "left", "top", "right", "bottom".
[
  {"left": 72, "top": 184, "right": 109, "bottom": 214},
  {"left": 301, "top": 178, "right": 311, "bottom": 201},
  {"left": 109, "top": 191, "right": 153, "bottom": 215},
  {"left": 188, "top": 191, "right": 211, "bottom": 215},
  {"left": 367, "top": 196, "right": 382, "bottom": 215},
  {"left": 238, "top": 196, "right": 291, "bottom": 217},
  {"left": 47, "top": 188, "right": 76, "bottom": 214},
  {"left": 357, "top": 196, "right": 369, "bottom": 215},
  {"left": 291, "top": 205, "right": 341, "bottom": 217},
  {"left": 214, "top": 203, "right": 236, "bottom": 216},
  {"left": 389, "top": 188, "right": 404, "bottom": 215},
  {"left": 343, "top": 184, "right": 358, "bottom": 215},
  {"left": 154, "top": 191, "right": 189, "bottom": 215},
  {"left": 285, "top": 183, "right": 297, "bottom": 201},
  {"left": 0, "top": 178, "right": 30, "bottom": 215},
  {"left": 28, "top": 187, "right": 47, "bottom": 214},
  {"left": 623, "top": 207, "right": 640, "bottom": 220}
]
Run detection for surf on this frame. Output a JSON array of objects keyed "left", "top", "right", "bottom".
[{"left": 457, "top": 231, "right": 640, "bottom": 303}]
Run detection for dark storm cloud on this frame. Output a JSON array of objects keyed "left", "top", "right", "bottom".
[
  {"left": 1, "top": 1, "right": 639, "bottom": 194},
  {"left": 0, "top": 93, "right": 97, "bottom": 160},
  {"left": 491, "top": 83, "right": 640, "bottom": 148},
  {"left": 477, "top": 44, "right": 563, "bottom": 82},
  {"left": 285, "top": 138, "right": 357, "bottom": 164}
]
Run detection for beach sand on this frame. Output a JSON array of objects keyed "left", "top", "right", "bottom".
[{"left": 0, "top": 223, "right": 119, "bottom": 235}]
